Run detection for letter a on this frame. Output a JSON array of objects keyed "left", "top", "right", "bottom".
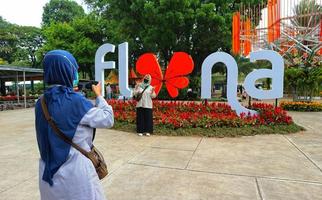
[
  {"left": 201, "top": 52, "right": 257, "bottom": 116},
  {"left": 244, "top": 50, "right": 284, "bottom": 99}
]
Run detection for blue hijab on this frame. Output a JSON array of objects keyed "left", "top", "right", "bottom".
[{"left": 35, "top": 50, "right": 93, "bottom": 186}]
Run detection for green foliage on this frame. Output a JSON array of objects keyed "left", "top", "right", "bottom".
[
  {"left": 291, "top": 0, "right": 322, "bottom": 27},
  {"left": 16, "top": 26, "right": 43, "bottom": 67},
  {"left": 41, "top": 23, "right": 78, "bottom": 51},
  {"left": 2, "top": 0, "right": 266, "bottom": 78},
  {"left": 234, "top": 55, "right": 257, "bottom": 76},
  {"left": 285, "top": 66, "right": 322, "bottom": 100},
  {"left": 83, "top": 0, "right": 263, "bottom": 75},
  {"left": 0, "top": 17, "right": 43, "bottom": 66},
  {"left": 40, "top": 14, "right": 107, "bottom": 78},
  {"left": 0, "top": 58, "right": 7, "bottom": 65},
  {"left": 0, "top": 17, "right": 18, "bottom": 63},
  {"left": 30, "top": 82, "right": 45, "bottom": 95},
  {"left": 42, "top": 0, "right": 85, "bottom": 27},
  {"left": 154, "top": 75, "right": 200, "bottom": 100},
  {"left": 284, "top": 48, "right": 322, "bottom": 101},
  {"left": 189, "top": 75, "right": 201, "bottom": 91}
]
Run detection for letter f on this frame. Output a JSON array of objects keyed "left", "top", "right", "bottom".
[{"left": 95, "top": 42, "right": 132, "bottom": 98}]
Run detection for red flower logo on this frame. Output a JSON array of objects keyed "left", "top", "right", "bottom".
[{"left": 136, "top": 52, "right": 194, "bottom": 98}]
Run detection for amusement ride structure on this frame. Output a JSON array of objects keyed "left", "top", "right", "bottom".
[{"left": 232, "top": 0, "right": 322, "bottom": 61}]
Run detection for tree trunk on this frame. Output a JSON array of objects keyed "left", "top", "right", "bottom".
[
  {"left": 292, "top": 86, "right": 297, "bottom": 101},
  {"left": 88, "top": 66, "right": 94, "bottom": 80},
  {"left": 221, "top": 72, "right": 228, "bottom": 98}
]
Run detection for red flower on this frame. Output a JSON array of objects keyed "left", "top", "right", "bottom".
[{"left": 108, "top": 100, "right": 294, "bottom": 128}]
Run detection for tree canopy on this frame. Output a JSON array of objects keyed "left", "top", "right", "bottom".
[
  {"left": 40, "top": 14, "right": 107, "bottom": 78},
  {"left": 0, "top": 17, "right": 18, "bottom": 63},
  {"left": 83, "top": 0, "right": 263, "bottom": 74},
  {"left": 42, "top": 0, "right": 85, "bottom": 27},
  {"left": 2, "top": 0, "right": 265, "bottom": 73},
  {"left": 0, "top": 17, "right": 43, "bottom": 66}
]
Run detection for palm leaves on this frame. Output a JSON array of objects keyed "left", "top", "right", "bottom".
[{"left": 291, "top": 0, "right": 322, "bottom": 28}]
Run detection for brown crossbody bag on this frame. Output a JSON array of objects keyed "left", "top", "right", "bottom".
[{"left": 40, "top": 96, "right": 108, "bottom": 180}]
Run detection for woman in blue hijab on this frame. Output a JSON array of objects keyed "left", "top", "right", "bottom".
[{"left": 35, "top": 50, "right": 114, "bottom": 200}]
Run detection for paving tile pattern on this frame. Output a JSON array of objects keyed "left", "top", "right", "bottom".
[{"left": 0, "top": 109, "right": 322, "bottom": 200}]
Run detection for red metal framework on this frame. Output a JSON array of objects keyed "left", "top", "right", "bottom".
[{"left": 232, "top": 0, "right": 322, "bottom": 60}]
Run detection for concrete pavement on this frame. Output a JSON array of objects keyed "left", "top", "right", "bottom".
[{"left": 0, "top": 109, "right": 322, "bottom": 200}]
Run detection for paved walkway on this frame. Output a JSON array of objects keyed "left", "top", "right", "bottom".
[{"left": 0, "top": 109, "right": 322, "bottom": 200}]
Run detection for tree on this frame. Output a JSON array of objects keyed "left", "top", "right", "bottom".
[
  {"left": 72, "top": 15, "right": 108, "bottom": 78},
  {"left": 83, "top": 0, "right": 264, "bottom": 75},
  {"left": 0, "top": 17, "right": 18, "bottom": 63},
  {"left": 16, "top": 26, "right": 43, "bottom": 67},
  {"left": 83, "top": 0, "right": 222, "bottom": 74},
  {"left": 40, "top": 14, "right": 107, "bottom": 78},
  {"left": 284, "top": 47, "right": 322, "bottom": 101},
  {"left": 0, "top": 17, "right": 43, "bottom": 66},
  {"left": 42, "top": 0, "right": 85, "bottom": 27},
  {"left": 40, "top": 0, "right": 266, "bottom": 96}
]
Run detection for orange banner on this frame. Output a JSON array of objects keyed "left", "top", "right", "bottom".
[
  {"left": 232, "top": 12, "right": 241, "bottom": 55},
  {"left": 268, "top": 0, "right": 280, "bottom": 43},
  {"left": 243, "top": 18, "right": 252, "bottom": 56},
  {"left": 320, "top": 19, "right": 322, "bottom": 55}
]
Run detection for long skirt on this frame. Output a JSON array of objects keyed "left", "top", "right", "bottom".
[{"left": 136, "top": 107, "right": 153, "bottom": 133}]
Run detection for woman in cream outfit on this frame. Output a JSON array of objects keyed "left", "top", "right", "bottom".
[{"left": 133, "top": 74, "right": 156, "bottom": 136}]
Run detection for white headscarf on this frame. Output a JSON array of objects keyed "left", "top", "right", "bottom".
[{"left": 140, "top": 74, "right": 151, "bottom": 89}]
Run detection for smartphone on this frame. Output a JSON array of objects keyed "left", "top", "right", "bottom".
[{"left": 84, "top": 81, "right": 99, "bottom": 90}]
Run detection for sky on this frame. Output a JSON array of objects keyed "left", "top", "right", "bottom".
[{"left": 0, "top": 0, "right": 87, "bottom": 27}]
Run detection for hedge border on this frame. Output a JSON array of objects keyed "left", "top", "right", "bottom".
[{"left": 113, "top": 122, "right": 304, "bottom": 137}]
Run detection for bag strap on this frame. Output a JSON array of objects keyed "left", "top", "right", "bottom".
[
  {"left": 40, "top": 96, "right": 90, "bottom": 157},
  {"left": 92, "top": 128, "right": 96, "bottom": 141},
  {"left": 137, "top": 86, "right": 149, "bottom": 101},
  {"left": 142, "top": 86, "right": 149, "bottom": 93}
]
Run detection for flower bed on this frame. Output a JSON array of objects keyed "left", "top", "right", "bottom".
[
  {"left": 0, "top": 95, "right": 38, "bottom": 111},
  {"left": 280, "top": 101, "right": 322, "bottom": 112},
  {"left": 0, "top": 95, "right": 38, "bottom": 101},
  {"left": 0, "top": 102, "right": 36, "bottom": 111},
  {"left": 109, "top": 100, "right": 303, "bottom": 137}
]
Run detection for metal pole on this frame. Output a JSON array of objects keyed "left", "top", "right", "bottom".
[
  {"left": 16, "top": 72, "right": 20, "bottom": 104},
  {"left": 248, "top": 95, "right": 251, "bottom": 107},
  {"left": 275, "top": 98, "right": 278, "bottom": 108},
  {"left": 23, "top": 70, "right": 26, "bottom": 108}
]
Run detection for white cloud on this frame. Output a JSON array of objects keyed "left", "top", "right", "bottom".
[{"left": 0, "top": 0, "right": 87, "bottom": 27}]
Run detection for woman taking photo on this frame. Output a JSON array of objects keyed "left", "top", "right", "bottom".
[
  {"left": 133, "top": 74, "right": 156, "bottom": 136},
  {"left": 35, "top": 50, "right": 114, "bottom": 200}
]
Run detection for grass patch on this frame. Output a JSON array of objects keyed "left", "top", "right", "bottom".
[{"left": 113, "top": 122, "right": 304, "bottom": 137}]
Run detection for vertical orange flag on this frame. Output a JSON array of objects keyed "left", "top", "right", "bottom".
[
  {"left": 232, "top": 12, "right": 241, "bottom": 55},
  {"left": 319, "top": 20, "right": 322, "bottom": 55},
  {"left": 244, "top": 18, "right": 252, "bottom": 56},
  {"left": 268, "top": 0, "right": 274, "bottom": 43},
  {"left": 276, "top": 0, "right": 281, "bottom": 39}
]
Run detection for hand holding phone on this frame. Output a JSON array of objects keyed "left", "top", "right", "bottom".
[{"left": 92, "top": 82, "right": 102, "bottom": 97}]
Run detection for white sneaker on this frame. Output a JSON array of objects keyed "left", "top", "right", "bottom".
[
  {"left": 138, "top": 133, "right": 143, "bottom": 136},
  {"left": 145, "top": 133, "right": 151, "bottom": 137}
]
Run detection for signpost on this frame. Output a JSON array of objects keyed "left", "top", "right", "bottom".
[{"left": 95, "top": 42, "right": 285, "bottom": 116}]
